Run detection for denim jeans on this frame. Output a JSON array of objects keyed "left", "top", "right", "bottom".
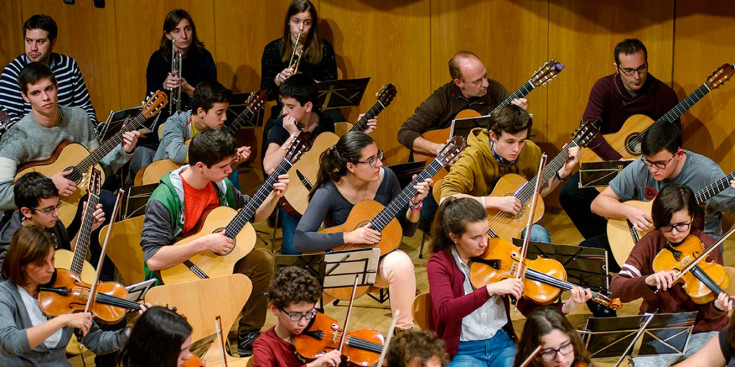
[
  {"left": 449, "top": 329, "right": 517, "bottom": 367},
  {"left": 521, "top": 224, "right": 552, "bottom": 243},
  {"left": 278, "top": 205, "right": 301, "bottom": 255}
]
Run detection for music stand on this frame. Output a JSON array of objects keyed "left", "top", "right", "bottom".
[
  {"left": 579, "top": 160, "right": 634, "bottom": 188},
  {"left": 316, "top": 77, "right": 370, "bottom": 111},
  {"left": 512, "top": 239, "right": 611, "bottom": 290},
  {"left": 226, "top": 92, "right": 265, "bottom": 128},
  {"left": 450, "top": 113, "right": 534, "bottom": 139},
  {"left": 123, "top": 183, "right": 158, "bottom": 219},
  {"left": 98, "top": 106, "right": 146, "bottom": 142},
  {"left": 582, "top": 311, "right": 697, "bottom": 360}
]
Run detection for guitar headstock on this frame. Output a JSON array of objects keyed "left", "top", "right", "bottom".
[
  {"left": 705, "top": 63, "right": 735, "bottom": 90},
  {"left": 376, "top": 84, "right": 397, "bottom": 107},
  {"left": 245, "top": 90, "right": 267, "bottom": 113},
  {"left": 285, "top": 132, "right": 313, "bottom": 163},
  {"left": 142, "top": 91, "right": 169, "bottom": 118},
  {"left": 530, "top": 60, "right": 565, "bottom": 88},
  {"left": 436, "top": 136, "right": 467, "bottom": 166},
  {"left": 571, "top": 119, "right": 601, "bottom": 148},
  {"left": 86, "top": 166, "right": 102, "bottom": 196}
]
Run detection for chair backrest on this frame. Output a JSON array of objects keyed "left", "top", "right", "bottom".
[
  {"left": 412, "top": 292, "right": 433, "bottom": 330},
  {"left": 98, "top": 215, "right": 146, "bottom": 285},
  {"left": 725, "top": 266, "right": 735, "bottom": 296},
  {"left": 432, "top": 179, "right": 443, "bottom": 203},
  {"left": 145, "top": 273, "right": 253, "bottom": 342},
  {"left": 334, "top": 122, "right": 353, "bottom": 137}
]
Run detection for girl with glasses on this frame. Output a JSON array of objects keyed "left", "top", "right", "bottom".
[
  {"left": 610, "top": 183, "right": 733, "bottom": 367},
  {"left": 294, "top": 131, "right": 432, "bottom": 333},
  {"left": 514, "top": 307, "right": 591, "bottom": 367}
]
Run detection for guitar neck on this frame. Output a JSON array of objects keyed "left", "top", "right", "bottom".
[
  {"left": 224, "top": 157, "right": 293, "bottom": 238},
  {"left": 69, "top": 192, "right": 101, "bottom": 275},
  {"left": 223, "top": 106, "right": 256, "bottom": 136},
  {"left": 350, "top": 99, "right": 387, "bottom": 133},
  {"left": 517, "top": 141, "right": 577, "bottom": 205},
  {"left": 695, "top": 171, "right": 735, "bottom": 204},
  {"left": 371, "top": 159, "right": 444, "bottom": 232},
  {"left": 657, "top": 83, "right": 710, "bottom": 124},
  {"left": 71, "top": 113, "right": 146, "bottom": 183},
  {"left": 488, "top": 80, "right": 536, "bottom": 117}
]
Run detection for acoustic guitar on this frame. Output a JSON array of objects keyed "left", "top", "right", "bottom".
[
  {"left": 15, "top": 91, "right": 168, "bottom": 226},
  {"left": 485, "top": 121, "right": 599, "bottom": 241},
  {"left": 318, "top": 136, "right": 467, "bottom": 300},
  {"left": 413, "top": 59, "right": 565, "bottom": 166},
  {"left": 580, "top": 63, "right": 735, "bottom": 162},
  {"left": 160, "top": 132, "right": 311, "bottom": 285},
  {"left": 137, "top": 90, "right": 267, "bottom": 186},
  {"left": 608, "top": 170, "right": 735, "bottom": 268},
  {"left": 280, "top": 84, "right": 397, "bottom": 218}
]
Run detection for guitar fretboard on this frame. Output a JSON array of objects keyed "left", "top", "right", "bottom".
[
  {"left": 695, "top": 171, "right": 735, "bottom": 204},
  {"left": 223, "top": 96, "right": 262, "bottom": 135},
  {"left": 488, "top": 80, "right": 537, "bottom": 118},
  {"left": 514, "top": 140, "right": 580, "bottom": 207},
  {"left": 70, "top": 191, "right": 101, "bottom": 275},
  {"left": 69, "top": 113, "right": 147, "bottom": 183}
]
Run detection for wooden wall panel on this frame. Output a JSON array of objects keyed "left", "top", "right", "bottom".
[
  {"left": 674, "top": 2, "right": 735, "bottom": 174},
  {"left": 0, "top": 1, "right": 23, "bottom": 68},
  {"left": 318, "top": 0, "right": 432, "bottom": 164},
  {"left": 547, "top": 0, "right": 675, "bottom": 148},
  {"left": 20, "top": 0, "right": 122, "bottom": 120},
  {"left": 114, "top": 1, "right": 216, "bottom": 110},
  {"left": 430, "top": 0, "right": 550, "bottom": 140}
]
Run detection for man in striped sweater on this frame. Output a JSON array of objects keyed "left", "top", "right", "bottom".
[{"left": 0, "top": 14, "right": 96, "bottom": 132}]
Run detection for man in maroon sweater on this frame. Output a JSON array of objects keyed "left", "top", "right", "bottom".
[{"left": 560, "top": 38, "right": 680, "bottom": 242}]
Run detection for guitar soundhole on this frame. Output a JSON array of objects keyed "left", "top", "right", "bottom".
[
  {"left": 212, "top": 227, "right": 234, "bottom": 256},
  {"left": 625, "top": 133, "right": 642, "bottom": 156},
  {"left": 504, "top": 194, "right": 524, "bottom": 220}
]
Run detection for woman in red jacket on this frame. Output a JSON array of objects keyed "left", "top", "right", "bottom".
[{"left": 426, "top": 197, "right": 590, "bottom": 366}]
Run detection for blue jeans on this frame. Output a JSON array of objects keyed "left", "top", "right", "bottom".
[
  {"left": 278, "top": 206, "right": 301, "bottom": 255},
  {"left": 521, "top": 224, "right": 552, "bottom": 243},
  {"left": 449, "top": 330, "right": 517, "bottom": 367}
]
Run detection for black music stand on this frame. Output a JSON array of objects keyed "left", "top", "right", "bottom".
[
  {"left": 451, "top": 113, "right": 534, "bottom": 139},
  {"left": 316, "top": 77, "right": 370, "bottom": 111},
  {"left": 582, "top": 311, "right": 697, "bottom": 360},
  {"left": 275, "top": 248, "right": 380, "bottom": 311},
  {"left": 579, "top": 160, "right": 634, "bottom": 188},
  {"left": 98, "top": 106, "right": 144, "bottom": 142},
  {"left": 226, "top": 92, "right": 265, "bottom": 128},
  {"left": 512, "top": 239, "right": 611, "bottom": 290},
  {"left": 123, "top": 183, "right": 158, "bottom": 219}
]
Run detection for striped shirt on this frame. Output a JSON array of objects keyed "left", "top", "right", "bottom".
[{"left": 0, "top": 53, "right": 96, "bottom": 131}]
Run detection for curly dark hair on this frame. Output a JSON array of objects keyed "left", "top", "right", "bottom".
[
  {"left": 386, "top": 329, "right": 449, "bottom": 367},
  {"left": 269, "top": 266, "right": 321, "bottom": 309}
]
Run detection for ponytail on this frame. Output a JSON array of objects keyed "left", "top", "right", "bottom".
[{"left": 308, "top": 131, "right": 375, "bottom": 201}]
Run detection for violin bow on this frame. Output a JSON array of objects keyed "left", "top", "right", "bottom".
[
  {"left": 79, "top": 189, "right": 124, "bottom": 348},
  {"left": 215, "top": 315, "right": 228, "bottom": 367},
  {"left": 671, "top": 225, "right": 735, "bottom": 283},
  {"left": 376, "top": 310, "right": 400, "bottom": 367},
  {"left": 338, "top": 274, "right": 360, "bottom": 352},
  {"left": 514, "top": 153, "right": 547, "bottom": 310},
  {"left": 519, "top": 343, "right": 543, "bottom": 367}
]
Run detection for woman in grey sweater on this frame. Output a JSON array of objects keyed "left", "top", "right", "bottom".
[{"left": 0, "top": 226, "right": 128, "bottom": 366}]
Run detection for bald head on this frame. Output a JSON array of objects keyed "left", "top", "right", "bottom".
[{"left": 449, "top": 51, "right": 488, "bottom": 98}]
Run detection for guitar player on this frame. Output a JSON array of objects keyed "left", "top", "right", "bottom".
[
  {"left": 439, "top": 104, "right": 578, "bottom": 244},
  {"left": 140, "top": 128, "right": 288, "bottom": 357},
  {"left": 0, "top": 63, "right": 139, "bottom": 284},
  {"left": 560, "top": 38, "right": 680, "bottom": 242}
]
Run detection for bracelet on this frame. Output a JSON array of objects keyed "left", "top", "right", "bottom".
[
  {"left": 481, "top": 196, "right": 486, "bottom": 208},
  {"left": 555, "top": 171, "right": 569, "bottom": 182},
  {"left": 409, "top": 201, "right": 423, "bottom": 211}
]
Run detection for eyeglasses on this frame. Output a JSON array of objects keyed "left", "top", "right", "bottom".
[
  {"left": 540, "top": 341, "right": 574, "bottom": 362},
  {"left": 280, "top": 308, "right": 317, "bottom": 322},
  {"left": 660, "top": 219, "right": 693, "bottom": 233},
  {"left": 640, "top": 154, "right": 675, "bottom": 170},
  {"left": 355, "top": 150, "right": 384, "bottom": 167},
  {"left": 32, "top": 201, "right": 61, "bottom": 215},
  {"left": 618, "top": 63, "right": 648, "bottom": 76},
  {"left": 462, "top": 75, "right": 488, "bottom": 88}
]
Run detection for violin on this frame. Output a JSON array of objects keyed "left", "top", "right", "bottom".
[
  {"left": 294, "top": 312, "right": 384, "bottom": 367},
  {"left": 182, "top": 355, "right": 206, "bottom": 367},
  {"left": 652, "top": 234, "right": 730, "bottom": 304},
  {"left": 38, "top": 268, "right": 141, "bottom": 324}
]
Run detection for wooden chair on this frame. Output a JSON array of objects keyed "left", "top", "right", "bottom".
[
  {"left": 412, "top": 292, "right": 433, "bottom": 330},
  {"left": 724, "top": 266, "right": 735, "bottom": 295},
  {"left": 334, "top": 122, "right": 353, "bottom": 137},
  {"left": 145, "top": 274, "right": 253, "bottom": 362},
  {"left": 98, "top": 215, "right": 146, "bottom": 285}
]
